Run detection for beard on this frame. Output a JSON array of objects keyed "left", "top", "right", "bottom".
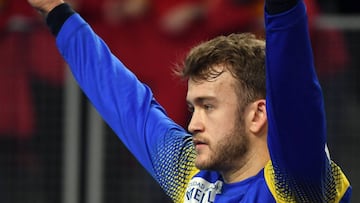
[{"left": 195, "top": 115, "right": 249, "bottom": 172}]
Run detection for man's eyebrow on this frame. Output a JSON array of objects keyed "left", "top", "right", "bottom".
[{"left": 186, "top": 96, "right": 217, "bottom": 105}]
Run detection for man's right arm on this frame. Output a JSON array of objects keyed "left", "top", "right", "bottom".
[
  {"left": 29, "top": 1, "right": 167, "bottom": 176},
  {"left": 28, "top": 2, "right": 198, "bottom": 201},
  {"left": 45, "top": 3, "right": 185, "bottom": 176}
]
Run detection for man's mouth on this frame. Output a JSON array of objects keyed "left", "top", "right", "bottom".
[{"left": 193, "top": 138, "right": 207, "bottom": 148}]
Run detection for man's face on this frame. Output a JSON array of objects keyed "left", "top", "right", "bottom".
[{"left": 186, "top": 65, "right": 249, "bottom": 171}]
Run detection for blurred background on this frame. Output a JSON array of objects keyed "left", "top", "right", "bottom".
[{"left": 0, "top": 0, "right": 359, "bottom": 202}]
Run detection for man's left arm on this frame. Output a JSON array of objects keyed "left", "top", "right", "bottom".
[{"left": 264, "top": 0, "right": 351, "bottom": 202}]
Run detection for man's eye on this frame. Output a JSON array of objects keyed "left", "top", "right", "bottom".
[
  {"left": 187, "top": 106, "right": 194, "bottom": 113},
  {"left": 204, "top": 104, "right": 213, "bottom": 110}
]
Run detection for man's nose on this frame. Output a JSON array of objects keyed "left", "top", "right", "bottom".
[{"left": 187, "top": 111, "right": 204, "bottom": 134}]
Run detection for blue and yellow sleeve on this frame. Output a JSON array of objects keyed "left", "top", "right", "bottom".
[
  {"left": 153, "top": 133, "right": 199, "bottom": 202},
  {"left": 264, "top": 0, "right": 352, "bottom": 202},
  {"left": 48, "top": 5, "right": 200, "bottom": 202},
  {"left": 264, "top": 160, "right": 351, "bottom": 202}
]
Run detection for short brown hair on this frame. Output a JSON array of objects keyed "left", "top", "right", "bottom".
[{"left": 176, "top": 33, "right": 266, "bottom": 105}]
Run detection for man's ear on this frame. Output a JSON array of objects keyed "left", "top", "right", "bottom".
[{"left": 248, "top": 99, "right": 267, "bottom": 135}]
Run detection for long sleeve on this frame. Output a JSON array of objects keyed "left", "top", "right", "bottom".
[
  {"left": 264, "top": 1, "right": 351, "bottom": 202},
  {"left": 47, "top": 5, "right": 198, "bottom": 202}
]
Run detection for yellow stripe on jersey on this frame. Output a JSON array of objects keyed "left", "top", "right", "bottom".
[
  {"left": 264, "top": 160, "right": 350, "bottom": 202},
  {"left": 154, "top": 135, "right": 199, "bottom": 203},
  {"left": 176, "top": 168, "right": 200, "bottom": 203}
]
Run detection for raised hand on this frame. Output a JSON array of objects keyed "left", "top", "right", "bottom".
[{"left": 27, "top": 0, "right": 64, "bottom": 16}]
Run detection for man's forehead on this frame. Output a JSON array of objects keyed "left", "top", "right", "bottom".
[
  {"left": 187, "top": 70, "right": 236, "bottom": 100},
  {"left": 188, "top": 64, "right": 230, "bottom": 81}
]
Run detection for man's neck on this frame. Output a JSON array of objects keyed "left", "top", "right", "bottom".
[{"left": 221, "top": 145, "right": 270, "bottom": 183}]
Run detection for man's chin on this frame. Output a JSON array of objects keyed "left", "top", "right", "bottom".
[{"left": 195, "top": 157, "right": 213, "bottom": 170}]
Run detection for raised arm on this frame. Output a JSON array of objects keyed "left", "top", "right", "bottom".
[
  {"left": 264, "top": 0, "right": 351, "bottom": 202},
  {"left": 27, "top": 1, "right": 198, "bottom": 201},
  {"left": 265, "top": 0, "right": 325, "bottom": 177},
  {"left": 28, "top": 0, "right": 168, "bottom": 173}
]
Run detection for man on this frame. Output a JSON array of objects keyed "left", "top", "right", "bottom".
[{"left": 27, "top": 0, "right": 352, "bottom": 202}]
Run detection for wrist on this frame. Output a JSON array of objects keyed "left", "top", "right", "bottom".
[
  {"left": 46, "top": 3, "right": 76, "bottom": 36},
  {"left": 265, "top": 0, "right": 298, "bottom": 14},
  {"left": 37, "top": 1, "right": 65, "bottom": 16}
]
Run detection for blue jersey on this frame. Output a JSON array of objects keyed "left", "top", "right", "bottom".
[{"left": 54, "top": 1, "right": 351, "bottom": 202}]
